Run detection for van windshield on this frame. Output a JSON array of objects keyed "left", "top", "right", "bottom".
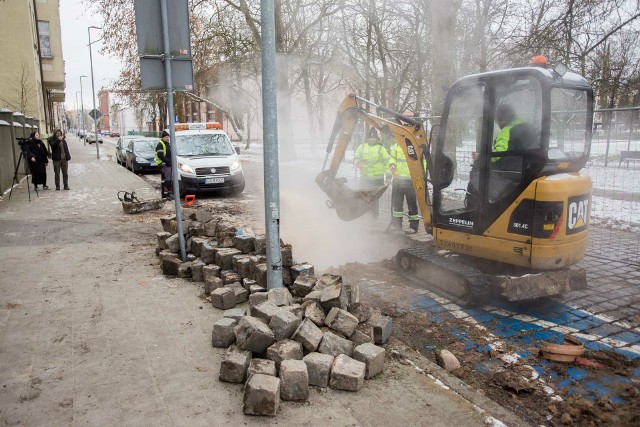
[{"left": 175, "top": 134, "right": 234, "bottom": 156}]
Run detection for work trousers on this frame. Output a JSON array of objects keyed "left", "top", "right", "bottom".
[
  {"left": 391, "top": 178, "right": 419, "bottom": 230},
  {"left": 53, "top": 159, "right": 69, "bottom": 189},
  {"left": 161, "top": 165, "right": 173, "bottom": 198}
]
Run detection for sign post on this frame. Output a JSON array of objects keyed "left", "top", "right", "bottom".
[{"left": 134, "top": 0, "right": 193, "bottom": 262}]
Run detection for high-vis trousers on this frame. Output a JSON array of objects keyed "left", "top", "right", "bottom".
[{"left": 391, "top": 178, "right": 419, "bottom": 230}]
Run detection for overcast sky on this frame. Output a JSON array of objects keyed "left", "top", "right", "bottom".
[{"left": 60, "top": 0, "right": 122, "bottom": 111}]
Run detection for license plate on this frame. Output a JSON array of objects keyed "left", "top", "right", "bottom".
[{"left": 205, "top": 177, "right": 224, "bottom": 184}]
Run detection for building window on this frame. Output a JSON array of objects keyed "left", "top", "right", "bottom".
[{"left": 38, "top": 21, "right": 52, "bottom": 58}]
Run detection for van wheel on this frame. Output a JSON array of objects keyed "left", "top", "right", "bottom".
[{"left": 229, "top": 181, "right": 245, "bottom": 195}]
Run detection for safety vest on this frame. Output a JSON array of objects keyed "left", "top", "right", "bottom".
[
  {"left": 354, "top": 140, "right": 390, "bottom": 177},
  {"left": 493, "top": 118, "right": 527, "bottom": 153},
  {"left": 389, "top": 143, "right": 411, "bottom": 179},
  {"left": 155, "top": 140, "right": 167, "bottom": 165}
]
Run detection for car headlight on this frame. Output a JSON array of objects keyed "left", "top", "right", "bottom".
[
  {"left": 135, "top": 156, "right": 147, "bottom": 163},
  {"left": 179, "top": 162, "right": 194, "bottom": 173},
  {"left": 230, "top": 160, "right": 241, "bottom": 171}
]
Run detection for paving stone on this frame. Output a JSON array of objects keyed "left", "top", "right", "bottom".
[
  {"left": 367, "top": 314, "right": 393, "bottom": 344},
  {"left": 250, "top": 284, "right": 266, "bottom": 295},
  {"left": 254, "top": 263, "right": 268, "bottom": 287},
  {"left": 317, "top": 331, "right": 354, "bottom": 357},
  {"left": 243, "top": 278, "right": 258, "bottom": 290},
  {"left": 267, "top": 340, "right": 304, "bottom": 370},
  {"left": 269, "top": 310, "right": 302, "bottom": 341},
  {"left": 211, "top": 287, "right": 236, "bottom": 310},
  {"left": 435, "top": 349, "right": 461, "bottom": 372},
  {"left": 235, "top": 235, "right": 256, "bottom": 254},
  {"left": 348, "top": 303, "right": 373, "bottom": 323},
  {"left": 189, "top": 237, "right": 208, "bottom": 257},
  {"left": 292, "top": 318, "right": 324, "bottom": 352},
  {"left": 251, "top": 301, "right": 283, "bottom": 324},
  {"left": 223, "top": 308, "right": 247, "bottom": 321},
  {"left": 349, "top": 324, "right": 375, "bottom": 346},
  {"left": 216, "top": 248, "right": 242, "bottom": 270},
  {"left": 292, "top": 275, "right": 317, "bottom": 297},
  {"left": 343, "top": 282, "right": 361, "bottom": 306},
  {"left": 195, "top": 207, "right": 215, "bottom": 224},
  {"left": 282, "top": 267, "right": 293, "bottom": 286},
  {"left": 177, "top": 261, "right": 192, "bottom": 278},
  {"left": 221, "top": 270, "right": 242, "bottom": 286},
  {"left": 281, "top": 244, "right": 293, "bottom": 267},
  {"left": 190, "top": 260, "right": 206, "bottom": 281},
  {"left": 303, "top": 289, "right": 323, "bottom": 304},
  {"left": 279, "top": 360, "right": 309, "bottom": 401},
  {"left": 204, "top": 219, "right": 218, "bottom": 237},
  {"left": 320, "top": 283, "right": 348, "bottom": 312},
  {"left": 161, "top": 256, "right": 182, "bottom": 276},
  {"left": 283, "top": 304, "right": 304, "bottom": 320},
  {"left": 353, "top": 343, "right": 385, "bottom": 379},
  {"left": 202, "top": 264, "right": 221, "bottom": 281},
  {"left": 587, "top": 323, "right": 625, "bottom": 337},
  {"left": 254, "top": 235, "right": 267, "bottom": 254},
  {"left": 161, "top": 215, "right": 177, "bottom": 233},
  {"left": 188, "top": 221, "right": 204, "bottom": 237},
  {"left": 236, "top": 258, "right": 253, "bottom": 279},
  {"left": 201, "top": 242, "right": 217, "bottom": 264},
  {"left": 325, "top": 308, "right": 359, "bottom": 337},
  {"left": 249, "top": 292, "right": 269, "bottom": 306},
  {"left": 248, "top": 358, "right": 277, "bottom": 378},
  {"left": 157, "top": 231, "right": 171, "bottom": 249},
  {"left": 329, "top": 354, "right": 365, "bottom": 391},
  {"left": 290, "top": 263, "right": 314, "bottom": 281},
  {"left": 316, "top": 274, "right": 342, "bottom": 290},
  {"left": 232, "top": 254, "right": 251, "bottom": 272},
  {"left": 303, "top": 352, "right": 334, "bottom": 388},
  {"left": 186, "top": 253, "right": 196, "bottom": 262},
  {"left": 212, "top": 317, "right": 238, "bottom": 348},
  {"left": 243, "top": 374, "right": 280, "bottom": 416},
  {"left": 233, "top": 285, "right": 249, "bottom": 304},
  {"left": 204, "top": 277, "right": 224, "bottom": 295},
  {"left": 182, "top": 207, "right": 197, "bottom": 220},
  {"left": 166, "top": 233, "right": 180, "bottom": 253},
  {"left": 268, "top": 287, "right": 293, "bottom": 307},
  {"left": 234, "top": 316, "right": 276, "bottom": 353},
  {"left": 219, "top": 345, "right": 252, "bottom": 383}
]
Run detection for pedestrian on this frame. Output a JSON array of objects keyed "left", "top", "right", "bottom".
[
  {"left": 388, "top": 140, "right": 420, "bottom": 234},
  {"left": 154, "top": 130, "right": 173, "bottom": 199},
  {"left": 49, "top": 129, "right": 71, "bottom": 190},
  {"left": 354, "top": 128, "right": 390, "bottom": 218},
  {"left": 27, "top": 131, "right": 50, "bottom": 190}
]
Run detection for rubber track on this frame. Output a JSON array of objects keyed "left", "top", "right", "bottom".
[{"left": 396, "top": 245, "right": 493, "bottom": 307}]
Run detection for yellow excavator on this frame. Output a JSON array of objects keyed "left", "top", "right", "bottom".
[{"left": 317, "top": 60, "right": 592, "bottom": 306}]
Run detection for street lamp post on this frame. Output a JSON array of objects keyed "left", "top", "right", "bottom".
[
  {"left": 80, "top": 75, "right": 88, "bottom": 146},
  {"left": 75, "top": 91, "right": 80, "bottom": 131},
  {"left": 88, "top": 26, "right": 102, "bottom": 159}
]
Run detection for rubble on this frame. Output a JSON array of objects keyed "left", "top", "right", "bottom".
[
  {"left": 435, "top": 349, "right": 461, "bottom": 372},
  {"left": 156, "top": 213, "right": 394, "bottom": 416}
]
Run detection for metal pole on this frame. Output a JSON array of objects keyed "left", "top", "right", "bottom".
[
  {"left": 75, "top": 92, "right": 79, "bottom": 130},
  {"left": 80, "top": 76, "right": 87, "bottom": 145},
  {"left": 160, "top": 0, "right": 186, "bottom": 261},
  {"left": 261, "top": 0, "right": 283, "bottom": 289},
  {"left": 88, "top": 27, "right": 100, "bottom": 159}
]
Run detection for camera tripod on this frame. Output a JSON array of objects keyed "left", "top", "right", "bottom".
[{"left": 8, "top": 148, "right": 38, "bottom": 202}]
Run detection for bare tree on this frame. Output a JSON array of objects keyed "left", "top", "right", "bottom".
[{"left": 0, "top": 63, "right": 38, "bottom": 115}]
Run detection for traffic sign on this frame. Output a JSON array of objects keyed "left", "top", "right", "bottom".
[{"left": 88, "top": 109, "right": 102, "bottom": 120}]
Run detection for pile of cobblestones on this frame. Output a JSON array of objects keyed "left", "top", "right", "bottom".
[{"left": 155, "top": 207, "right": 393, "bottom": 416}]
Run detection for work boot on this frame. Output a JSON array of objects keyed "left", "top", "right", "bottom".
[{"left": 64, "top": 186, "right": 70, "bottom": 190}]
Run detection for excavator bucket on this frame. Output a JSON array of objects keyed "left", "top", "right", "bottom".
[{"left": 316, "top": 171, "right": 389, "bottom": 221}]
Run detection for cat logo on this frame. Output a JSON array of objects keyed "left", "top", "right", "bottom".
[
  {"left": 566, "top": 194, "right": 590, "bottom": 234},
  {"left": 404, "top": 138, "right": 418, "bottom": 160}
]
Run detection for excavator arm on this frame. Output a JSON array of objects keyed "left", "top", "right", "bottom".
[{"left": 316, "top": 94, "right": 434, "bottom": 229}]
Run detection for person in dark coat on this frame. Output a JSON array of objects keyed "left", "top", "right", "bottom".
[
  {"left": 27, "top": 131, "right": 50, "bottom": 190},
  {"left": 49, "top": 129, "right": 71, "bottom": 190}
]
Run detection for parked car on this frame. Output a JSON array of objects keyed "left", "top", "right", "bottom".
[
  {"left": 126, "top": 138, "right": 160, "bottom": 174},
  {"left": 86, "top": 133, "right": 104, "bottom": 144},
  {"left": 101, "top": 130, "right": 111, "bottom": 136},
  {"left": 110, "top": 131, "right": 120, "bottom": 137},
  {"left": 115, "top": 135, "right": 138, "bottom": 166}
]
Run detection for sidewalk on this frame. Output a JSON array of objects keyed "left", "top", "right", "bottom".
[{"left": 0, "top": 136, "right": 517, "bottom": 426}]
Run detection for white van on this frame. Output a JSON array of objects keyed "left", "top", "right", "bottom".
[{"left": 170, "top": 122, "right": 245, "bottom": 195}]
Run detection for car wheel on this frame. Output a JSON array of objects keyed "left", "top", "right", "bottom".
[
  {"left": 133, "top": 164, "right": 140, "bottom": 174},
  {"left": 229, "top": 180, "right": 245, "bottom": 195}
]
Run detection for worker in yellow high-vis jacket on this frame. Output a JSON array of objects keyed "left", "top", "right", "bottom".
[
  {"left": 354, "top": 128, "right": 390, "bottom": 218},
  {"left": 388, "top": 137, "right": 419, "bottom": 234}
]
